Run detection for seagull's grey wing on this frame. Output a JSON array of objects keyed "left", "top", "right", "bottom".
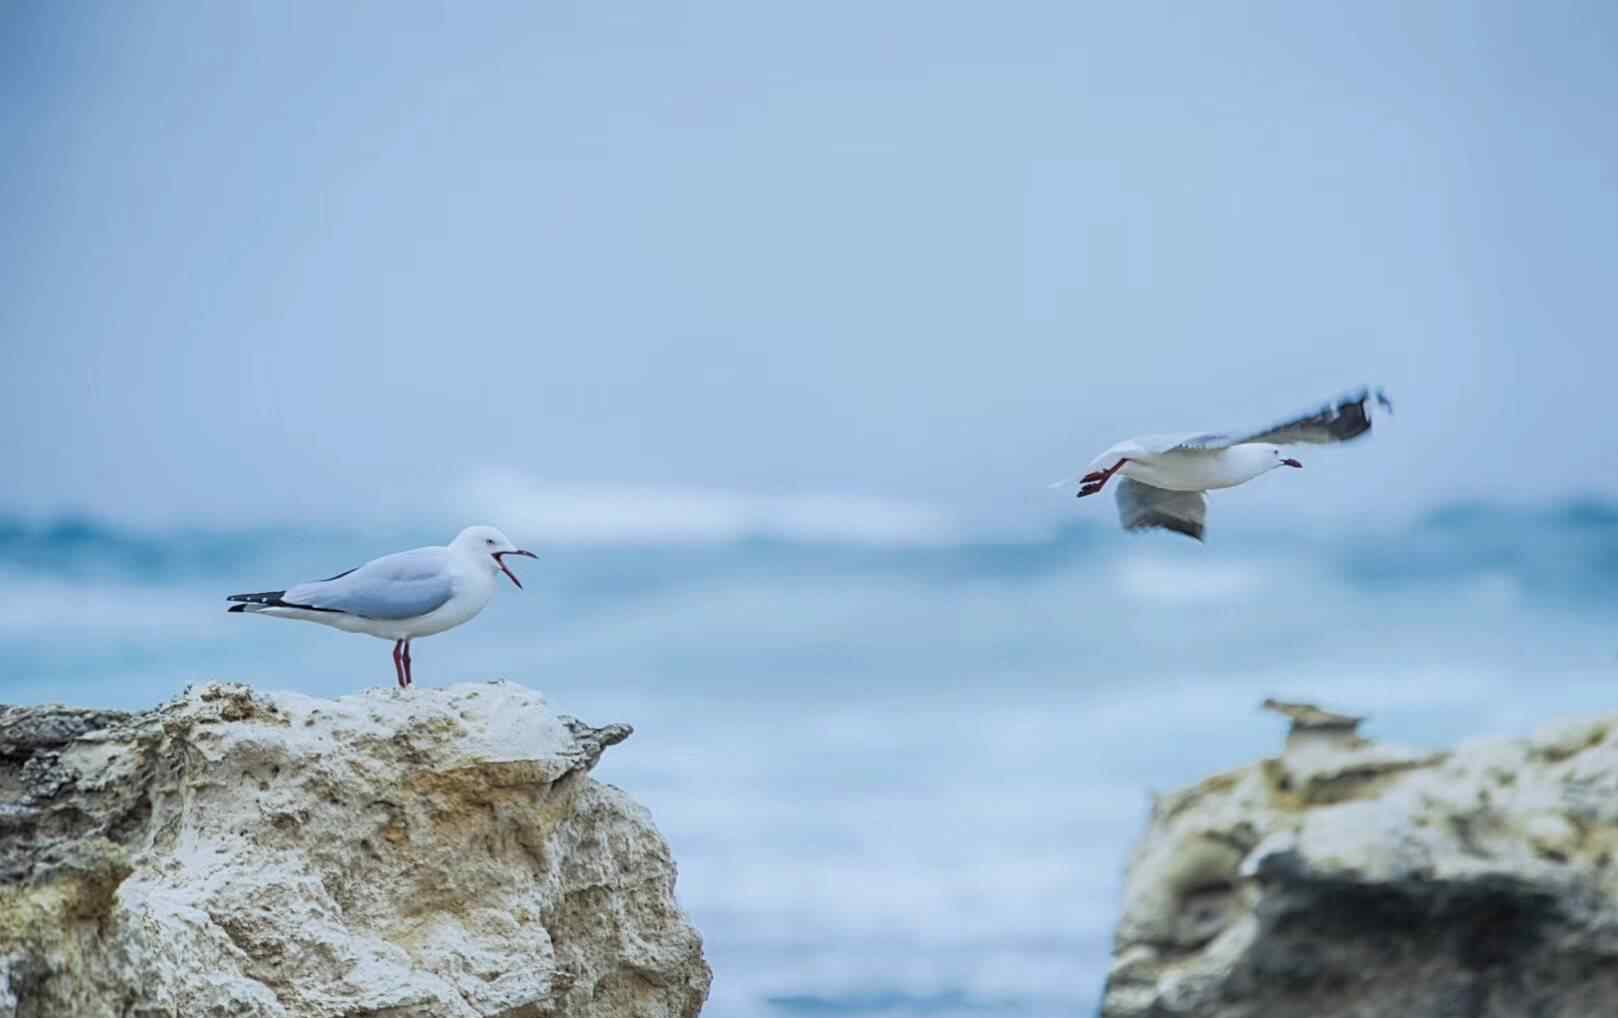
[
  {"left": 1116, "top": 477, "right": 1207, "bottom": 542},
  {"left": 1232, "top": 386, "right": 1393, "bottom": 446},
  {"left": 1163, "top": 432, "right": 1236, "bottom": 452},
  {"left": 1167, "top": 387, "right": 1393, "bottom": 451},
  {"left": 282, "top": 547, "right": 455, "bottom": 620}
]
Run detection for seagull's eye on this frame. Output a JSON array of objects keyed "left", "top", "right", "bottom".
[{"left": 486, "top": 538, "right": 495, "bottom": 545}]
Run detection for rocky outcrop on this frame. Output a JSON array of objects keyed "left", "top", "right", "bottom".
[
  {"left": 1102, "top": 700, "right": 1618, "bottom": 1018},
  {"left": 0, "top": 681, "right": 711, "bottom": 1018}
]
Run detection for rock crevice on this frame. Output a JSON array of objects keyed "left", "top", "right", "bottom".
[{"left": 0, "top": 681, "right": 710, "bottom": 1018}]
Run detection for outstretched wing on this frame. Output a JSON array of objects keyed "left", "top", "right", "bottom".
[
  {"left": 1237, "top": 386, "right": 1392, "bottom": 446},
  {"left": 282, "top": 547, "right": 456, "bottom": 620},
  {"left": 1169, "top": 387, "right": 1393, "bottom": 451},
  {"left": 1116, "top": 477, "right": 1208, "bottom": 542},
  {"left": 1160, "top": 432, "right": 1235, "bottom": 452}
]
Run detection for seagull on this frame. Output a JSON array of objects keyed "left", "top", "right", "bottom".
[
  {"left": 1060, "top": 387, "right": 1393, "bottom": 542},
  {"left": 225, "top": 525, "right": 536, "bottom": 688}
]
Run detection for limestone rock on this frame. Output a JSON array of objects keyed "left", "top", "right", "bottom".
[
  {"left": 1102, "top": 703, "right": 1618, "bottom": 1017},
  {"left": 0, "top": 681, "right": 711, "bottom": 1018}
]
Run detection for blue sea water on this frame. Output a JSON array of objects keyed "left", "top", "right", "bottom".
[{"left": 2, "top": 503, "right": 1616, "bottom": 1016}]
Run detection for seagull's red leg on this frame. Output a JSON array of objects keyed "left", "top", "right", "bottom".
[
  {"left": 1077, "top": 458, "right": 1129, "bottom": 498},
  {"left": 402, "top": 641, "right": 413, "bottom": 688},
  {"left": 392, "top": 640, "right": 405, "bottom": 688}
]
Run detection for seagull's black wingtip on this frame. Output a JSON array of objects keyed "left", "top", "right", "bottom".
[{"left": 226, "top": 589, "right": 288, "bottom": 607}]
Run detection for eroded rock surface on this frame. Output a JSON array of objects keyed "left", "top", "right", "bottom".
[
  {"left": 1102, "top": 703, "right": 1618, "bottom": 1017},
  {"left": 0, "top": 681, "right": 710, "bottom": 1018}
]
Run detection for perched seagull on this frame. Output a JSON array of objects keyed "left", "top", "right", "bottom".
[
  {"left": 226, "top": 525, "right": 535, "bottom": 688},
  {"left": 1060, "top": 387, "right": 1393, "bottom": 542}
]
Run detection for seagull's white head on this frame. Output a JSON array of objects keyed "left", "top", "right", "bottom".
[
  {"left": 1262, "top": 444, "right": 1304, "bottom": 471},
  {"left": 451, "top": 525, "right": 536, "bottom": 589}
]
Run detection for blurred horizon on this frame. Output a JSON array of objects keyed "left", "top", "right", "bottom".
[{"left": 2, "top": 482, "right": 1617, "bottom": 550}]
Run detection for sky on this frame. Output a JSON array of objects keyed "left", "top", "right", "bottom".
[{"left": 4, "top": 0, "right": 1616, "bottom": 541}]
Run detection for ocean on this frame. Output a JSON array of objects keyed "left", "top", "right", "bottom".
[{"left": 3, "top": 502, "right": 1616, "bottom": 1017}]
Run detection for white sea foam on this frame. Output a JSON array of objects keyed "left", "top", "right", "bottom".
[
  {"left": 1111, "top": 553, "right": 1280, "bottom": 603},
  {"left": 0, "top": 574, "right": 213, "bottom": 635},
  {"left": 451, "top": 468, "right": 964, "bottom": 546}
]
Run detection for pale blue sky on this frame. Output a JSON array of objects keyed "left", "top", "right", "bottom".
[{"left": 4, "top": 1, "right": 1615, "bottom": 535}]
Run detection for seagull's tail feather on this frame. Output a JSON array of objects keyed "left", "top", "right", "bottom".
[{"left": 226, "top": 590, "right": 288, "bottom": 614}]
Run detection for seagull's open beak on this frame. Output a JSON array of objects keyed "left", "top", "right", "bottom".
[
  {"left": 492, "top": 549, "right": 537, "bottom": 589},
  {"left": 1282, "top": 458, "right": 1303, "bottom": 469}
]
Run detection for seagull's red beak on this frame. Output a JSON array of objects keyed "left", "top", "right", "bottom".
[
  {"left": 492, "top": 549, "right": 537, "bottom": 588},
  {"left": 1282, "top": 458, "right": 1303, "bottom": 469}
]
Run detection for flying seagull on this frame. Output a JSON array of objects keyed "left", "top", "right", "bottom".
[
  {"left": 226, "top": 525, "right": 536, "bottom": 688},
  {"left": 1059, "top": 387, "right": 1393, "bottom": 542}
]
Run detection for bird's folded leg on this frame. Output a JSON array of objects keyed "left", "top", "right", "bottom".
[{"left": 1077, "top": 458, "right": 1129, "bottom": 496}]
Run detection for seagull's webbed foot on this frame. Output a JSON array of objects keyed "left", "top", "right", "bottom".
[{"left": 1076, "top": 481, "right": 1105, "bottom": 498}]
